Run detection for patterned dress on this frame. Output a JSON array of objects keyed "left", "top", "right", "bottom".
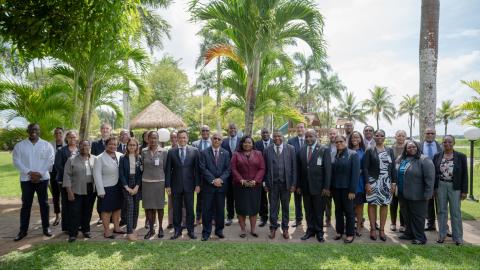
[{"left": 366, "top": 150, "right": 393, "bottom": 205}]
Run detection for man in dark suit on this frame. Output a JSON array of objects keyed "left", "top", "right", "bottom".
[
  {"left": 254, "top": 127, "right": 272, "bottom": 227},
  {"left": 221, "top": 123, "right": 241, "bottom": 226},
  {"left": 264, "top": 130, "right": 297, "bottom": 239},
  {"left": 199, "top": 132, "right": 231, "bottom": 241},
  {"left": 117, "top": 129, "right": 130, "bottom": 154},
  {"left": 165, "top": 130, "right": 201, "bottom": 240},
  {"left": 419, "top": 127, "right": 442, "bottom": 231},
  {"left": 287, "top": 122, "right": 306, "bottom": 227},
  {"left": 297, "top": 129, "right": 331, "bottom": 242},
  {"left": 192, "top": 125, "right": 212, "bottom": 226},
  {"left": 324, "top": 128, "right": 338, "bottom": 227}
]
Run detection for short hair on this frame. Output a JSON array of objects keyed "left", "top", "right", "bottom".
[
  {"left": 305, "top": 128, "right": 317, "bottom": 136},
  {"left": 363, "top": 125, "right": 374, "bottom": 132},
  {"left": 297, "top": 122, "right": 306, "bottom": 128},
  {"left": 125, "top": 138, "right": 140, "bottom": 157},
  {"left": 238, "top": 135, "right": 255, "bottom": 152},
  {"left": 261, "top": 128, "right": 270, "bottom": 133},
  {"left": 64, "top": 130, "right": 78, "bottom": 144},
  {"left": 374, "top": 129, "right": 386, "bottom": 136},
  {"left": 200, "top": 125, "right": 210, "bottom": 131},
  {"left": 348, "top": 131, "right": 365, "bottom": 150},
  {"left": 177, "top": 129, "right": 188, "bottom": 136},
  {"left": 54, "top": 127, "right": 64, "bottom": 132},
  {"left": 395, "top": 130, "right": 407, "bottom": 136},
  {"left": 79, "top": 139, "right": 90, "bottom": 146},
  {"left": 27, "top": 123, "right": 39, "bottom": 130},
  {"left": 335, "top": 135, "right": 347, "bottom": 142},
  {"left": 105, "top": 136, "right": 118, "bottom": 146},
  {"left": 148, "top": 130, "right": 158, "bottom": 139},
  {"left": 100, "top": 123, "right": 111, "bottom": 129},
  {"left": 401, "top": 140, "right": 422, "bottom": 160},
  {"left": 443, "top": 134, "right": 456, "bottom": 143},
  {"left": 211, "top": 132, "right": 223, "bottom": 139},
  {"left": 272, "top": 129, "right": 282, "bottom": 134}
]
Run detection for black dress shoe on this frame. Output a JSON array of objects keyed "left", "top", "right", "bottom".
[
  {"left": 144, "top": 230, "right": 155, "bottom": 240},
  {"left": 334, "top": 234, "right": 342, "bottom": 241},
  {"left": 158, "top": 229, "right": 164, "bottom": 238},
  {"left": 201, "top": 236, "right": 208, "bottom": 241},
  {"left": 83, "top": 232, "right": 91, "bottom": 238},
  {"left": 425, "top": 226, "right": 436, "bottom": 231},
  {"left": 301, "top": 233, "right": 314, "bottom": 241},
  {"left": 43, "top": 228, "right": 53, "bottom": 237},
  {"left": 215, "top": 232, "right": 225, "bottom": 239},
  {"left": 316, "top": 235, "right": 325, "bottom": 242},
  {"left": 412, "top": 239, "right": 426, "bottom": 245},
  {"left": 170, "top": 231, "right": 181, "bottom": 240},
  {"left": 447, "top": 232, "right": 452, "bottom": 237},
  {"left": 455, "top": 241, "right": 463, "bottom": 246},
  {"left": 14, "top": 231, "right": 27, "bottom": 241},
  {"left": 68, "top": 236, "right": 76, "bottom": 243},
  {"left": 167, "top": 224, "right": 173, "bottom": 229},
  {"left": 436, "top": 239, "right": 444, "bottom": 244},
  {"left": 259, "top": 220, "right": 267, "bottom": 227},
  {"left": 399, "top": 234, "right": 414, "bottom": 240},
  {"left": 187, "top": 232, "right": 197, "bottom": 240},
  {"left": 225, "top": 219, "right": 233, "bottom": 226},
  {"left": 292, "top": 221, "right": 302, "bottom": 228}
]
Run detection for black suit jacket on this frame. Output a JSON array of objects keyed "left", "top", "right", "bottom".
[
  {"left": 433, "top": 151, "right": 468, "bottom": 193},
  {"left": 419, "top": 140, "right": 442, "bottom": 157},
  {"left": 254, "top": 139, "right": 273, "bottom": 152},
  {"left": 54, "top": 146, "right": 76, "bottom": 183},
  {"left": 331, "top": 149, "right": 360, "bottom": 193},
  {"left": 117, "top": 143, "right": 127, "bottom": 154},
  {"left": 91, "top": 139, "right": 105, "bottom": 156},
  {"left": 221, "top": 136, "right": 241, "bottom": 157},
  {"left": 297, "top": 143, "right": 332, "bottom": 195},
  {"left": 165, "top": 145, "right": 201, "bottom": 193},
  {"left": 199, "top": 147, "right": 231, "bottom": 193},
  {"left": 263, "top": 143, "right": 297, "bottom": 190},
  {"left": 118, "top": 155, "right": 142, "bottom": 188},
  {"left": 287, "top": 136, "right": 304, "bottom": 154}
]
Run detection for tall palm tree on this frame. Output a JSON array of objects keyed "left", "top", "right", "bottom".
[
  {"left": 191, "top": 0, "right": 325, "bottom": 135},
  {"left": 457, "top": 80, "right": 480, "bottom": 127},
  {"left": 398, "top": 94, "right": 420, "bottom": 139},
  {"left": 335, "top": 92, "right": 367, "bottom": 125},
  {"left": 313, "top": 73, "right": 345, "bottom": 127},
  {"left": 362, "top": 86, "right": 396, "bottom": 130},
  {"left": 436, "top": 100, "right": 460, "bottom": 136},
  {"left": 419, "top": 0, "right": 440, "bottom": 140}
]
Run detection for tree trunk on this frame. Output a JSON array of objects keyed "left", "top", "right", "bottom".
[
  {"left": 122, "top": 60, "right": 130, "bottom": 129},
  {"left": 79, "top": 73, "right": 95, "bottom": 140},
  {"left": 409, "top": 113, "right": 413, "bottom": 139},
  {"left": 216, "top": 58, "right": 222, "bottom": 133},
  {"left": 244, "top": 56, "right": 261, "bottom": 136},
  {"left": 419, "top": 0, "right": 440, "bottom": 141},
  {"left": 444, "top": 119, "right": 448, "bottom": 135},
  {"left": 72, "top": 69, "right": 80, "bottom": 127},
  {"left": 304, "top": 71, "right": 310, "bottom": 112},
  {"left": 326, "top": 100, "right": 330, "bottom": 128},
  {"left": 376, "top": 113, "right": 380, "bottom": 130}
]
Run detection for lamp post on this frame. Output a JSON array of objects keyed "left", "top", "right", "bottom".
[{"left": 463, "top": 127, "right": 480, "bottom": 202}]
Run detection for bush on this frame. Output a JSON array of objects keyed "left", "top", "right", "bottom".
[{"left": 0, "top": 128, "right": 27, "bottom": 151}]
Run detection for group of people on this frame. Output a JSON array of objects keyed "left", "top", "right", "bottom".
[{"left": 12, "top": 121, "right": 468, "bottom": 245}]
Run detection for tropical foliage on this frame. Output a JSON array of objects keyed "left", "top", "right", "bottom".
[
  {"left": 436, "top": 99, "right": 460, "bottom": 136},
  {"left": 362, "top": 86, "right": 396, "bottom": 130},
  {"left": 458, "top": 80, "right": 480, "bottom": 128},
  {"left": 398, "top": 94, "right": 420, "bottom": 139},
  {"left": 335, "top": 92, "right": 367, "bottom": 125}
]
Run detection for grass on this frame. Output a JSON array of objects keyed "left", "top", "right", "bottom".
[{"left": 1, "top": 241, "right": 480, "bottom": 269}]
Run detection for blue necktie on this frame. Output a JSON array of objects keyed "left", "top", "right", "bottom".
[
  {"left": 180, "top": 148, "right": 185, "bottom": 164},
  {"left": 427, "top": 143, "right": 434, "bottom": 159},
  {"left": 230, "top": 138, "right": 236, "bottom": 151}
]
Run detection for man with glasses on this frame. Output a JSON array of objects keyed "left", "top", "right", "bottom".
[
  {"left": 363, "top": 126, "right": 376, "bottom": 149},
  {"left": 419, "top": 128, "right": 442, "bottom": 231},
  {"left": 288, "top": 122, "right": 306, "bottom": 227},
  {"left": 344, "top": 122, "right": 354, "bottom": 142},
  {"left": 192, "top": 125, "right": 212, "bottom": 226},
  {"left": 254, "top": 128, "right": 273, "bottom": 227}
]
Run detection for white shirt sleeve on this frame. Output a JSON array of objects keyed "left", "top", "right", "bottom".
[
  {"left": 40, "top": 142, "right": 55, "bottom": 180},
  {"left": 94, "top": 155, "right": 105, "bottom": 196},
  {"left": 12, "top": 142, "right": 29, "bottom": 175}
]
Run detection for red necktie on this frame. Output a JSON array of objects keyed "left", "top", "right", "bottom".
[
  {"left": 308, "top": 146, "right": 313, "bottom": 161},
  {"left": 214, "top": 150, "right": 219, "bottom": 165}
]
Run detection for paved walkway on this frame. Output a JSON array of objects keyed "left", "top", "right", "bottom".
[{"left": 1, "top": 198, "right": 479, "bottom": 256}]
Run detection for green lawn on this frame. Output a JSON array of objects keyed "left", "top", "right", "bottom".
[{"left": 1, "top": 241, "right": 480, "bottom": 269}]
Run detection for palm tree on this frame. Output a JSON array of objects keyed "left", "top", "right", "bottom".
[
  {"left": 419, "top": 0, "right": 440, "bottom": 140},
  {"left": 398, "top": 94, "right": 420, "bottom": 139},
  {"left": 362, "top": 86, "right": 396, "bottom": 130},
  {"left": 436, "top": 100, "right": 460, "bottom": 136},
  {"left": 191, "top": 0, "right": 326, "bottom": 135},
  {"left": 457, "top": 80, "right": 480, "bottom": 127},
  {"left": 313, "top": 73, "right": 345, "bottom": 127},
  {"left": 335, "top": 92, "right": 367, "bottom": 125}
]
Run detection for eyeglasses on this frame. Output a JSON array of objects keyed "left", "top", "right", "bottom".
[
  {"left": 335, "top": 141, "right": 344, "bottom": 144},
  {"left": 426, "top": 132, "right": 435, "bottom": 135},
  {"left": 201, "top": 130, "right": 210, "bottom": 132},
  {"left": 375, "top": 135, "right": 385, "bottom": 138},
  {"left": 364, "top": 129, "right": 374, "bottom": 132},
  {"left": 212, "top": 137, "right": 222, "bottom": 141}
]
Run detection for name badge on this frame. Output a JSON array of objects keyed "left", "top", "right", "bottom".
[
  {"left": 154, "top": 158, "right": 160, "bottom": 166},
  {"left": 317, "top": 157, "right": 322, "bottom": 166}
]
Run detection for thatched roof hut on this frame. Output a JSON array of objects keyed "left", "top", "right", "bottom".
[{"left": 129, "top": 100, "right": 185, "bottom": 129}]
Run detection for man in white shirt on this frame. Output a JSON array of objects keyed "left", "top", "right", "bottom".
[{"left": 12, "top": 123, "right": 55, "bottom": 241}]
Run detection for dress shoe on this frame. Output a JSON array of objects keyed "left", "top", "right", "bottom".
[
  {"left": 97, "top": 219, "right": 103, "bottom": 225},
  {"left": 324, "top": 220, "right": 331, "bottom": 227},
  {"left": 316, "top": 235, "right": 325, "bottom": 242},
  {"left": 259, "top": 220, "right": 267, "bottom": 227},
  {"left": 344, "top": 237, "right": 354, "bottom": 244},
  {"left": 225, "top": 219, "right": 233, "bottom": 226},
  {"left": 83, "top": 232, "right": 91, "bottom": 238},
  {"left": 425, "top": 225, "right": 436, "bottom": 231},
  {"left": 292, "top": 221, "right": 302, "bottom": 228},
  {"left": 268, "top": 229, "right": 276, "bottom": 239},
  {"left": 43, "top": 228, "right": 53, "bottom": 237},
  {"left": 334, "top": 234, "right": 343, "bottom": 241},
  {"left": 68, "top": 236, "right": 76, "bottom": 243},
  {"left": 436, "top": 239, "right": 444, "bottom": 244},
  {"left": 144, "top": 230, "right": 155, "bottom": 240},
  {"left": 399, "top": 234, "right": 414, "bottom": 240},
  {"left": 201, "top": 236, "right": 208, "bottom": 241},
  {"left": 166, "top": 224, "right": 173, "bottom": 229},
  {"left": 158, "top": 229, "right": 164, "bottom": 238},
  {"left": 447, "top": 232, "right": 452, "bottom": 238},
  {"left": 282, "top": 230, "right": 289, "bottom": 239},
  {"left": 301, "top": 232, "right": 314, "bottom": 241},
  {"left": 170, "top": 231, "right": 181, "bottom": 240},
  {"left": 455, "top": 241, "right": 463, "bottom": 246},
  {"left": 412, "top": 239, "right": 426, "bottom": 245},
  {"left": 215, "top": 232, "right": 225, "bottom": 239},
  {"left": 187, "top": 232, "right": 197, "bottom": 240},
  {"left": 14, "top": 231, "right": 27, "bottom": 241}
]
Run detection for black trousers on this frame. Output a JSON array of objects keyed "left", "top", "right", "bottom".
[
  {"left": 303, "top": 192, "right": 325, "bottom": 236},
  {"left": 402, "top": 196, "right": 428, "bottom": 243},
  {"left": 120, "top": 196, "right": 128, "bottom": 226},
  {"left": 332, "top": 188, "right": 355, "bottom": 236},
  {"left": 294, "top": 192, "right": 303, "bottom": 222},
  {"left": 426, "top": 197, "right": 437, "bottom": 228},
  {"left": 268, "top": 182, "right": 290, "bottom": 230},
  {"left": 68, "top": 185, "right": 95, "bottom": 237},
  {"left": 202, "top": 191, "right": 225, "bottom": 237},
  {"left": 324, "top": 195, "right": 332, "bottom": 222},
  {"left": 196, "top": 191, "right": 203, "bottom": 221},
  {"left": 59, "top": 183, "right": 70, "bottom": 231},
  {"left": 20, "top": 181, "right": 49, "bottom": 233},
  {"left": 173, "top": 192, "right": 194, "bottom": 233},
  {"left": 390, "top": 194, "right": 405, "bottom": 226},
  {"left": 260, "top": 189, "right": 268, "bottom": 222},
  {"left": 49, "top": 172, "right": 60, "bottom": 214},
  {"left": 226, "top": 181, "right": 235, "bottom": 219}
]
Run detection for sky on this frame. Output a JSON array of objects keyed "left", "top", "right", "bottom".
[{"left": 152, "top": 0, "right": 480, "bottom": 136}]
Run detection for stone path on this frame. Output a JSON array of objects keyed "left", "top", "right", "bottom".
[{"left": 1, "top": 198, "right": 479, "bottom": 256}]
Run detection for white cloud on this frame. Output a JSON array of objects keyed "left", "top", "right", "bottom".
[{"left": 446, "top": 29, "right": 480, "bottom": 39}]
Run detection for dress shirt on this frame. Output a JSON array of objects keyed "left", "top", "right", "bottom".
[
  {"left": 13, "top": 138, "right": 55, "bottom": 181},
  {"left": 201, "top": 139, "right": 210, "bottom": 151},
  {"left": 298, "top": 136, "right": 305, "bottom": 148},
  {"left": 263, "top": 140, "right": 270, "bottom": 149},
  {"left": 365, "top": 138, "right": 376, "bottom": 149},
  {"left": 423, "top": 141, "right": 438, "bottom": 160},
  {"left": 274, "top": 143, "right": 283, "bottom": 155},
  {"left": 229, "top": 136, "right": 238, "bottom": 151},
  {"left": 306, "top": 142, "right": 318, "bottom": 160}
]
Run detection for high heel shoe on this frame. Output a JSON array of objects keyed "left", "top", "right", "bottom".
[
  {"left": 379, "top": 230, "right": 387, "bottom": 242},
  {"left": 370, "top": 230, "right": 377, "bottom": 241},
  {"left": 344, "top": 237, "right": 354, "bottom": 244},
  {"left": 334, "top": 234, "right": 342, "bottom": 240}
]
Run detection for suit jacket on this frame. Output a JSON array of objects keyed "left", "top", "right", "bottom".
[
  {"left": 93, "top": 151, "right": 122, "bottom": 196},
  {"left": 165, "top": 145, "right": 201, "bottom": 193},
  {"left": 419, "top": 140, "right": 442, "bottom": 158},
  {"left": 254, "top": 138, "right": 273, "bottom": 152},
  {"left": 399, "top": 155, "right": 435, "bottom": 200},
  {"left": 297, "top": 143, "right": 332, "bottom": 195},
  {"left": 91, "top": 139, "right": 106, "bottom": 156},
  {"left": 363, "top": 147, "right": 397, "bottom": 184},
  {"left": 199, "top": 147, "right": 231, "bottom": 193},
  {"left": 331, "top": 149, "right": 360, "bottom": 193},
  {"left": 287, "top": 136, "right": 304, "bottom": 154},
  {"left": 192, "top": 139, "right": 212, "bottom": 151},
  {"left": 117, "top": 143, "right": 128, "bottom": 154},
  {"left": 118, "top": 155, "right": 142, "bottom": 188},
  {"left": 54, "top": 146, "right": 77, "bottom": 183},
  {"left": 221, "top": 136, "right": 241, "bottom": 157},
  {"left": 433, "top": 151, "right": 468, "bottom": 193},
  {"left": 50, "top": 141, "right": 65, "bottom": 173},
  {"left": 263, "top": 143, "right": 297, "bottom": 190},
  {"left": 231, "top": 150, "right": 265, "bottom": 186}
]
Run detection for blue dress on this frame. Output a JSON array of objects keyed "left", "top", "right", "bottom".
[{"left": 354, "top": 148, "right": 366, "bottom": 205}]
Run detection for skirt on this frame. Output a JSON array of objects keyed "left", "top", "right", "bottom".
[
  {"left": 98, "top": 184, "right": 123, "bottom": 212},
  {"left": 142, "top": 180, "right": 165, "bottom": 209},
  {"left": 354, "top": 192, "right": 366, "bottom": 206},
  {"left": 234, "top": 185, "right": 261, "bottom": 216}
]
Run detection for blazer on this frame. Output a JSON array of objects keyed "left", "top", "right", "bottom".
[
  {"left": 287, "top": 136, "right": 304, "bottom": 154},
  {"left": 119, "top": 154, "right": 142, "bottom": 188},
  {"left": 93, "top": 151, "right": 123, "bottom": 196},
  {"left": 91, "top": 139, "right": 106, "bottom": 156},
  {"left": 419, "top": 140, "right": 442, "bottom": 157},
  {"left": 199, "top": 147, "right": 231, "bottom": 193},
  {"left": 399, "top": 155, "right": 435, "bottom": 200},
  {"left": 50, "top": 141, "right": 65, "bottom": 173},
  {"left": 254, "top": 138, "right": 273, "bottom": 152},
  {"left": 332, "top": 149, "right": 360, "bottom": 193},
  {"left": 117, "top": 143, "right": 128, "bottom": 154},
  {"left": 221, "top": 136, "right": 241, "bottom": 156},
  {"left": 231, "top": 150, "right": 265, "bottom": 186},
  {"left": 54, "top": 145, "right": 77, "bottom": 183},
  {"left": 165, "top": 145, "right": 201, "bottom": 193},
  {"left": 363, "top": 147, "right": 397, "bottom": 184},
  {"left": 263, "top": 143, "right": 297, "bottom": 190},
  {"left": 192, "top": 139, "right": 212, "bottom": 151},
  {"left": 62, "top": 154, "right": 96, "bottom": 195},
  {"left": 297, "top": 143, "right": 332, "bottom": 195},
  {"left": 433, "top": 151, "right": 468, "bottom": 193}
]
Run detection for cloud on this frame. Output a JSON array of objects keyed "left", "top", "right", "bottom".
[{"left": 446, "top": 29, "right": 480, "bottom": 39}]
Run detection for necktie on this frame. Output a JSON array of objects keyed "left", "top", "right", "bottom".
[
  {"left": 427, "top": 143, "right": 434, "bottom": 159},
  {"left": 299, "top": 138, "right": 303, "bottom": 148},
  {"left": 122, "top": 144, "right": 126, "bottom": 153},
  {"left": 276, "top": 146, "right": 281, "bottom": 156},
  {"left": 264, "top": 142, "right": 268, "bottom": 149},
  {"left": 180, "top": 148, "right": 185, "bottom": 163},
  {"left": 230, "top": 138, "right": 236, "bottom": 152},
  {"left": 214, "top": 149, "right": 219, "bottom": 165},
  {"left": 202, "top": 140, "right": 207, "bottom": 150},
  {"left": 308, "top": 146, "right": 313, "bottom": 161}
]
